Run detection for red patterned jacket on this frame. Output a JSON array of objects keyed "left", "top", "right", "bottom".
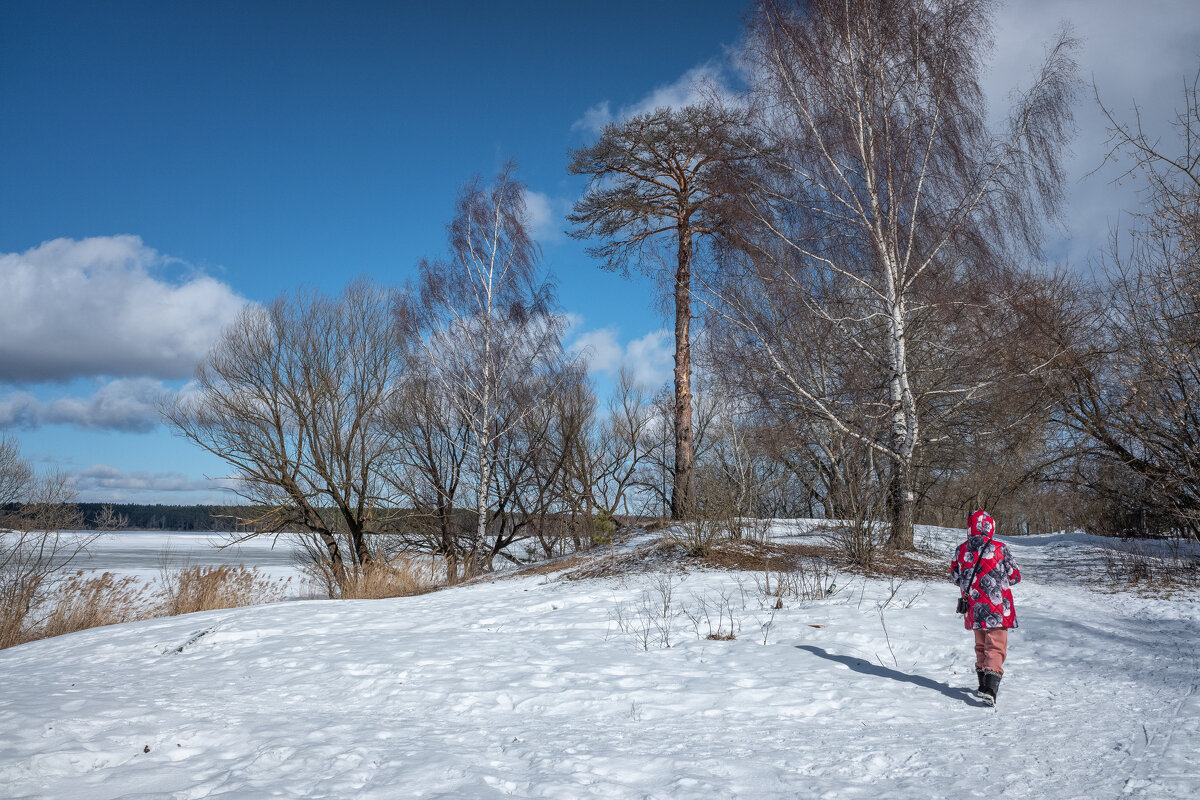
[{"left": 951, "top": 510, "right": 1022, "bottom": 631}]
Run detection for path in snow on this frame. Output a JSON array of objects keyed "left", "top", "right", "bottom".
[{"left": 0, "top": 524, "right": 1196, "bottom": 799}]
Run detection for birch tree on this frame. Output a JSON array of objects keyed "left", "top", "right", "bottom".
[
  {"left": 708, "top": 0, "right": 1077, "bottom": 548},
  {"left": 401, "top": 164, "right": 565, "bottom": 575}
]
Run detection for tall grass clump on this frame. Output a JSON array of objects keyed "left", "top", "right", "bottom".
[
  {"left": 158, "top": 564, "right": 291, "bottom": 616},
  {"left": 304, "top": 555, "right": 439, "bottom": 600},
  {"left": 40, "top": 572, "right": 153, "bottom": 640}
]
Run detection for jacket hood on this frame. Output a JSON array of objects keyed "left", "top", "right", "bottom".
[{"left": 968, "top": 510, "right": 996, "bottom": 546}]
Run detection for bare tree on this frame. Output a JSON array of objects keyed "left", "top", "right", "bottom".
[
  {"left": 93, "top": 504, "right": 130, "bottom": 531},
  {"left": 401, "top": 163, "right": 566, "bottom": 574},
  {"left": 385, "top": 365, "right": 473, "bottom": 582},
  {"left": 706, "top": 0, "right": 1077, "bottom": 548},
  {"left": 1033, "top": 74, "right": 1200, "bottom": 537},
  {"left": 0, "top": 434, "right": 87, "bottom": 648},
  {"left": 163, "top": 279, "right": 406, "bottom": 584},
  {"left": 556, "top": 367, "right": 658, "bottom": 536},
  {"left": 568, "top": 104, "right": 754, "bottom": 520}
]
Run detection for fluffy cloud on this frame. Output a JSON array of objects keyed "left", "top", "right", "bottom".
[
  {"left": 569, "top": 327, "right": 623, "bottom": 373},
  {"left": 0, "top": 378, "right": 175, "bottom": 432},
  {"left": 523, "top": 189, "right": 570, "bottom": 244},
  {"left": 624, "top": 330, "right": 674, "bottom": 388},
  {"left": 572, "top": 4, "right": 1200, "bottom": 266},
  {"left": 0, "top": 235, "right": 249, "bottom": 382},
  {"left": 570, "top": 327, "right": 673, "bottom": 389},
  {"left": 72, "top": 463, "right": 239, "bottom": 502},
  {"left": 573, "top": 62, "right": 733, "bottom": 135}
]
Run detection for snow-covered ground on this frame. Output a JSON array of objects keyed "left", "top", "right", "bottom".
[{"left": 1, "top": 524, "right": 1197, "bottom": 799}]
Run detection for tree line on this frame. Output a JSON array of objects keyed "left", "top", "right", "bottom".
[
  {"left": 163, "top": 0, "right": 1198, "bottom": 585},
  {"left": 6, "top": 0, "right": 1197, "bottom": 593}
]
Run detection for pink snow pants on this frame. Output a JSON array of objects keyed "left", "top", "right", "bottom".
[{"left": 974, "top": 628, "right": 1008, "bottom": 674}]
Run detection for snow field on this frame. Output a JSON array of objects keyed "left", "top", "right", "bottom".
[{"left": 0, "top": 525, "right": 1196, "bottom": 798}]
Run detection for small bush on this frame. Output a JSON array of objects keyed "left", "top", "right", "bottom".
[
  {"left": 756, "top": 555, "right": 838, "bottom": 604},
  {"left": 0, "top": 574, "right": 42, "bottom": 650},
  {"left": 818, "top": 516, "right": 886, "bottom": 569},
  {"left": 1101, "top": 539, "right": 1200, "bottom": 590},
  {"left": 669, "top": 518, "right": 727, "bottom": 557},
  {"left": 159, "top": 565, "right": 290, "bottom": 615},
  {"left": 592, "top": 509, "right": 616, "bottom": 547},
  {"left": 305, "top": 556, "right": 438, "bottom": 600}
]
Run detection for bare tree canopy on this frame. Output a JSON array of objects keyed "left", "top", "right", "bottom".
[
  {"left": 704, "top": 0, "right": 1078, "bottom": 548},
  {"left": 400, "top": 162, "right": 567, "bottom": 577},
  {"left": 1, "top": 434, "right": 87, "bottom": 648},
  {"left": 1038, "top": 71, "right": 1200, "bottom": 537},
  {"left": 163, "top": 279, "right": 406, "bottom": 582}
]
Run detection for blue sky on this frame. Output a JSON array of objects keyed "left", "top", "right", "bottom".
[{"left": 1, "top": 1, "right": 1198, "bottom": 504}]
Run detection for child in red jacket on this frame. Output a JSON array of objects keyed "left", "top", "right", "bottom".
[{"left": 951, "top": 510, "right": 1022, "bottom": 705}]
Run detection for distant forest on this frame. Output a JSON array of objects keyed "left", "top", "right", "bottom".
[{"left": 74, "top": 504, "right": 259, "bottom": 531}]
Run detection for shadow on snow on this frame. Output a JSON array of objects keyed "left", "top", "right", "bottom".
[{"left": 796, "top": 645, "right": 989, "bottom": 707}]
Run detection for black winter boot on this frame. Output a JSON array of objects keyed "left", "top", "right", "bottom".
[
  {"left": 976, "top": 670, "right": 986, "bottom": 693},
  {"left": 981, "top": 672, "right": 1002, "bottom": 705}
]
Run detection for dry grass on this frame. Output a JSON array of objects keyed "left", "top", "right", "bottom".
[
  {"left": 701, "top": 537, "right": 943, "bottom": 582},
  {"left": 313, "top": 556, "right": 439, "bottom": 600},
  {"left": 0, "top": 580, "right": 40, "bottom": 651},
  {"left": 40, "top": 572, "right": 154, "bottom": 639},
  {"left": 1101, "top": 540, "right": 1200, "bottom": 594},
  {"left": 2, "top": 564, "right": 293, "bottom": 650},
  {"left": 501, "top": 554, "right": 588, "bottom": 578},
  {"left": 159, "top": 565, "right": 291, "bottom": 615},
  {"left": 702, "top": 539, "right": 837, "bottom": 572}
]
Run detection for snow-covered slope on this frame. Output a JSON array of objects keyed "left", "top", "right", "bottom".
[{"left": 1, "top": 525, "right": 1196, "bottom": 799}]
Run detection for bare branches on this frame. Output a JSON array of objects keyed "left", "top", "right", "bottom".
[
  {"left": 0, "top": 435, "right": 90, "bottom": 649},
  {"left": 403, "top": 164, "right": 568, "bottom": 575},
  {"left": 704, "top": 0, "right": 1077, "bottom": 547},
  {"left": 162, "top": 279, "right": 406, "bottom": 580}
]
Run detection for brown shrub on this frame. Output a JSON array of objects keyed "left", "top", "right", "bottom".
[
  {"left": 159, "top": 565, "right": 290, "bottom": 616},
  {"left": 0, "top": 576, "right": 41, "bottom": 650},
  {"left": 40, "top": 572, "right": 153, "bottom": 639},
  {"left": 305, "top": 555, "right": 438, "bottom": 600}
]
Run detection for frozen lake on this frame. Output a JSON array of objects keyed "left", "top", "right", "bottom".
[{"left": 58, "top": 530, "right": 308, "bottom": 579}]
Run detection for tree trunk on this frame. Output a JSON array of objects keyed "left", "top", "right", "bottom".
[
  {"left": 884, "top": 265, "right": 917, "bottom": 551},
  {"left": 888, "top": 460, "right": 916, "bottom": 550},
  {"left": 349, "top": 523, "right": 372, "bottom": 568},
  {"left": 670, "top": 225, "right": 696, "bottom": 520},
  {"left": 317, "top": 530, "right": 346, "bottom": 586},
  {"left": 475, "top": 449, "right": 491, "bottom": 570},
  {"left": 438, "top": 498, "right": 459, "bottom": 585}
]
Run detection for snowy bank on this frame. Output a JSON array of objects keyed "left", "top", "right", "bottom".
[{"left": 0, "top": 524, "right": 1197, "bottom": 799}]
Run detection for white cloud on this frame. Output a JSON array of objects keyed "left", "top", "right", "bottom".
[
  {"left": 625, "top": 330, "right": 674, "bottom": 388},
  {"left": 0, "top": 378, "right": 177, "bottom": 432},
  {"left": 0, "top": 235, "right": 249, "bottom": 382},
  {"left": 573, "top": 62, "right": 734, "bottom": 135},
  {"left": 983, "top": 1, "right": 1200, "bottom": 263},
  {"left": 523, "top": 189, "right": 570, "bottom": 244},
  {"left": 72, "top": 463, "right": 239, "bottom": 502},
  {"left": 572, "top": 101, "right": 614, "bottom": 134},
  {"left": 569, "top": 327, "right": 624, "bottom": 373},
  {"left": 569, "top": 327, "right": 674, "bottom": 389}
]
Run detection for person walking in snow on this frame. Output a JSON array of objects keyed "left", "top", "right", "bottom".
[{"left": 951, "top": 510, "right": 1021, "bottom": 706}]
